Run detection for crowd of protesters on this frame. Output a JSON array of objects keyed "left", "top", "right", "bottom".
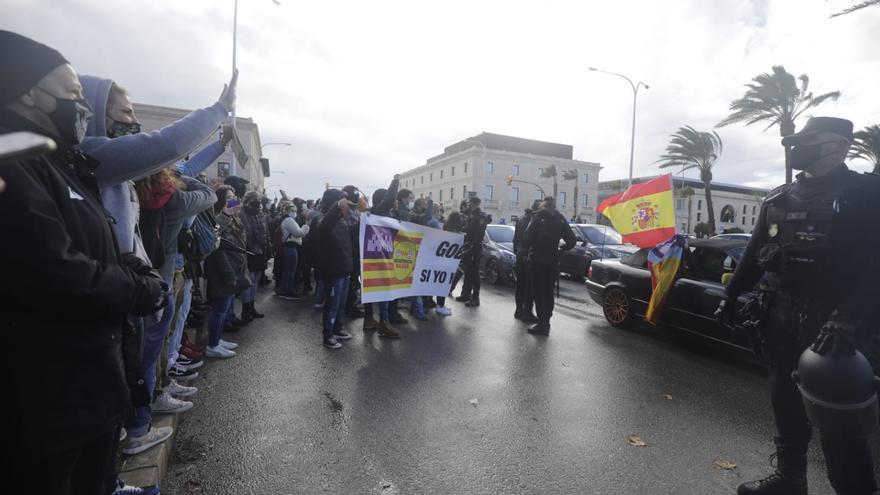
[{"left": 0, "top": 30, "right": 574, "bottom": 495}]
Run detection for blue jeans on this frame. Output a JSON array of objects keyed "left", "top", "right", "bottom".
[
  {"left": 281, "top": 244, "right": 298, "bottom": 294},
  {"left": 209, "top": 295, "right": 235, "bottom": 347},
  {"left": 411, "top": 295, "right": 425, "bottom": 317},
  {"left": 242, "top": 269, "right": 260, "bottom": 303},
  {"left": 167, "top": 278, "right": 193, "bottom": 368},
  {"left": 322, "top": 275, "right": 349, "bottom": 340},
  {"left": 126, "top": 293, "right": 175, "bottom": 436},
  {"left": 363, "top": 301, "right": 389, "bottom": 321},
  {"left": 314, "top": 279, "right": 326, "bottom": 305}
]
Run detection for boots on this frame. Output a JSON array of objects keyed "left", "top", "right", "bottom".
[
  {"left": 464, "top": 297, "right": 480, "bottom": 307},
  {"left": 378, "top": 321, "right": 400, "bottom": 339},
  {"left": 738, "top": 444, "right": 807, "bottom": 495},
  {"left": 247, "top": 301, "right": 264, "bottom": 318},
  {"left": 363, "top": 318, "right": 379, "bottom": 331},
  {"left": 240, "top": 304, "right": 254, "bottom": 323}
]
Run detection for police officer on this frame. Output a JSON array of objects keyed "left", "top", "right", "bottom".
[
  {"left": 717, "top": 117, "right": 879, "bottom": 495},
  {"left": 456, "top": 196, "right": 491, "bottom": 307},
  {"left": 522, "top": 197, "right": 576, "bottom": 335},
  {"left": 513, "top": 200, "right": 541, "bottom": 323}
]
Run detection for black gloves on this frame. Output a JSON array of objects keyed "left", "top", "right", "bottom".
[
  {"left": 122, "top": 253, "right": 168, "bottom": 316},
  {"left": 714, "top": 297, "right": 736, "bottom": 325},
  {"left": 811, "top": 320, "right": 857, "bottom": 357}
]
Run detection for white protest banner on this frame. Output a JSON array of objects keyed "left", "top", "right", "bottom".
[{"left": 359, "top": 213, "right": 465, "bottom": 303}]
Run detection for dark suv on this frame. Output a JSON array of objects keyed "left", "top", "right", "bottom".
[{"left": 479, "top": 225, "right": 517, "bottom": 285}]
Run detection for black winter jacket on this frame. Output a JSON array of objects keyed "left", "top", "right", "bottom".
[
  {"left": 513, "top": 209, "right": 535, "bottom": 257},
  {"left": 0, "top": 113, "right": 147, "bottom": 457},
  {"left": 205, "top": 212, "right": 251, "bottom": 298},
  {"left": 523, "top": 208, "right": 577, "bottom": 266},
  {"left": 317, "top": 189, "right": 358, "bottom": 280}
]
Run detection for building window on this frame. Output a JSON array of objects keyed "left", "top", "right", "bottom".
[
  {"left": 430, "top": 172, "right": 433, "bottom": 182},
  {"left": 464, "top": 162, "right": 468, "bottom": 173},
  {"left": 742, "top": 216, "right": 746, "bottom": 225},
  {"left": 558, "top": 191, "right": 567, "bottom": 206},
  {"left": 697, "top": 212, "right": 702, "bottom": 222},
  {"left": 698, "top": 199, "right": 702, "bottom": 211},
  {"left": 451, "top": 166, "right": 455, "bottom": 176},
  {"left": 463, "top": 185, "right": 467, "bottom": 197},
  {"left": 751, "top": 217, "right": 755, "bottom": 226},
  {"left": 440, "top": 169, "right": 444, "bottom": 179},
  {"left": 583, "top": 173, "right": 590, "bottom": 184},
  {"left": 581, "top": 193, "right": 589, "bottom": 207},
  {"left": 485, "top": 161, "right": 494, "bottom": 173},
  {"left": 534, "top": 190, "right": 543, "bottom": 200},
  {"left": 752, "top": 205, "right": 756, "bottom": 215},
  {"left": 537, "top": 167, "right": 544, "bottom": 177},
  {"left": 420, "top": 193, "right": 424, "bottom": 198},
  {"left": 484, "top": 184, "right": 494, "bottom": 200},
  {"left": 511, "top": 187, "right": 519, "bottom": 202},
  {"left": 676, "top": 198, "right": 684, "bottom": 211},
  {"left": 421, "top": 176, "right": 424, "bottom": 184},
  {"left": 512, "top": 164, "right": 520, "bottom": 176},
  {"left": 218, "top": 162, "right": 230, "bottom": 179},
  {"left": 439, "top": 189, "right": 443, "bottom": 201},
  {"left": 742, "top": 204, "right": 747, "bottom": 214},
  {"left": 450, "top": 187, "right": 454, "bottom": 199},
  {"left": 720, "top": 205, "right": 736, "bottom": 223}
]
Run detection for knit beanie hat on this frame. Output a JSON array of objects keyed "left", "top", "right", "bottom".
[{"left": 0, "top": 31, "right": 69, "bottom": 104}]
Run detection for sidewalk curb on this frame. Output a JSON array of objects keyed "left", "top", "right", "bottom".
[{"left": 119, "top": 413, "right": 179, "bottom": 488}]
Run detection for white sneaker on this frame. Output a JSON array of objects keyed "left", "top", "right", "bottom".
[
  {"left": 165, "top": 379, "right": 198, "bottom": 398},
  {"left": 121, "top": 426, "right": 173, "bottom": 455},
  {"left": 219, "top": 339, "right": 239, "bottom": 350},
  {"left": 206, "top": 345, "right": 236, "bottom": 358},
  {"left": 151, "top": 391, "right": 193, "bottom": 414},
  {"left": 436, "top": 306, "right": 452, "bottom": 316}
]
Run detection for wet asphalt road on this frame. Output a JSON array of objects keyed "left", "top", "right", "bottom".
[{"left": 164, "top": 278, "right": 879, "bottom": 494}]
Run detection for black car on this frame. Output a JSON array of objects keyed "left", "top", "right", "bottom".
[
  {"left": 559, "top": 224, "right": 639, "bottom": 280},
  {"left": 585, "top": 237, "right": 755, "bottom": 352},
  {"left": 479, "top": 224, "right": 517, "bottom": 285}
]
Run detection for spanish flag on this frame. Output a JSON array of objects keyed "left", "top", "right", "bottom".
[
  {"left": 596, "top": 175, "right": 675, "bottom": 248},
  {"left": 645, "top": 234, "right": 687, "bottom": 324}
]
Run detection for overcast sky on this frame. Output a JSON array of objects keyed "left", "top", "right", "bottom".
[{"left": 4, "top": 0, "right": 878, "bottom": 197}]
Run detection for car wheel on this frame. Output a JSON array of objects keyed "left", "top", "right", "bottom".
[
  {"left": 603, "top": 286, "right": 633, "bottom": 329},
  {"left": 485, "top": 258, "right": 502, "bottom": 285}
]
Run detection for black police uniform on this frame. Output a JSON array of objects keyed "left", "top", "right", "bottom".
[
  {"left": 459, "top": 207, "right": 491, "bottom": 304},
  {"left": 513, "top": 208, "right": 537, "bottom": 319},
  {"left": 522, "top": 207, "right": 576, "bottom": 331},
  {"left": 725, "top": 164, "right": 880, "bottom": 494}
]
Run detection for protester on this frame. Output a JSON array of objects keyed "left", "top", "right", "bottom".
[
  {"left": 407, "top": 197, "right": 435, "bottom": 320},
  {"left": 204, "top": 186, "right": 251, "bottom": 358},
  {"left": 435, "top": 210, "right": 464, "bottom": 316},
  {"left": 277, "top": 201, "right": 311, "bottom": 299},
  {"left": 316, "top": 189, "right": 358, "bottom": 348},
  {"left": 0, "top": 31, "right": 166, "bottom": 494},
  {"left": 240, "top": 191, "right": 270, "bottom": 319},
  {"left": 387, "top": 188, "right": 415, "bottom": 324},
  {"left": 362, "top": 176, "right": 402, "bottom": 338}
]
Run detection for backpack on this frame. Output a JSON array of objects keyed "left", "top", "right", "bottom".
[
  {"left": 271, "top": 218, "right": 285, "bottom": 254},
  {"left": 179, "top": 210, "right": 219, "bottom": 261}
]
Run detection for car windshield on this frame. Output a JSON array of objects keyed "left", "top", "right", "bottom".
[
  {"left": 487, "top": 225, "right": 515, "bottom": 243},
  {"left": 578, "top": 225, "right": 623, "bottom": 245},
  {"left": 730, "top": 246, "right": 746, "bottom": 262}
]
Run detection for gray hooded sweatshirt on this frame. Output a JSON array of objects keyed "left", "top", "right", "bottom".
[{"left": 77, "top": 75, "right": 227, "bottom": 263}]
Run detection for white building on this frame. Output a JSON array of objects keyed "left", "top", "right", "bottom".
[
  {"left": 598, "top": 176, "right": 770, "bottom": 235},
  {"left": 399, "top": 132, "right": 601, "bottom": 224},
  {"left": 133, "top": 103, "right": 269, "bottom": 192}
]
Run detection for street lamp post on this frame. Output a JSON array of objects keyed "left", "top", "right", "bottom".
[{"left": 588, "top": 67, "right": 648, "bottom": 189}]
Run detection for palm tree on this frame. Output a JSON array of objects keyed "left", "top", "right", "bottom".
[
  {"left": 562, "top": 168, "right": 579, "bottom": 219},
  {"left": 540, "top": 165, "right": 559, "bottom": 201},
  {"left": 831, "top": 0, "right": 880, "bottom": 17},
  {"left": 717, "top": 65, "right": 840, "bottom": 183},
  {"left": 657, "top": 126, "right": 723, "bottom": 236},
  {"left": 850, "top": 124, "right": 880, "bottom": 173}
]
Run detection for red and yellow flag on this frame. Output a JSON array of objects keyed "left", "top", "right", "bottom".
[{"left": 596, "top": 175, "right": 675, "bottom": 248}]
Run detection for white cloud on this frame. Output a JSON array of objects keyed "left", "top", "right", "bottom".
[{"left": 3, "top": 0, "right": 878, "bottom": 197}]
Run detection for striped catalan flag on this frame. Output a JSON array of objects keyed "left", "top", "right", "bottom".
[
  {"left": 362, "top": 230, "right": 424, "bottom": 292},
  {"left": 645, "top": 234, "right": 687, "bottom": 324}
]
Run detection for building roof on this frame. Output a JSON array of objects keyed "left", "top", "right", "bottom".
[
  {"left": 599, "top": 175, "right": 770, "bottom": 196},
  {"left": 426, "top": 132, "right": 575, "bottom": 164}
]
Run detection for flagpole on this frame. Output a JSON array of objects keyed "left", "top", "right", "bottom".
[{"left": 230, "top": 0, "right": 239, "bottom": 177}]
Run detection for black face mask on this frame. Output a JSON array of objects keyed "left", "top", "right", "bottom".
[
  {"left": 790, "top": 143, "right": 824, "bottom": 171},
  {"left": 244, "top": 203, "right": 261, "bottom": 213},
  {"left": 107, "top": 120, "right": 141, "bottom": 138},
  {"left": 36, "top": 87, "right": 92, "bottom": 144}
]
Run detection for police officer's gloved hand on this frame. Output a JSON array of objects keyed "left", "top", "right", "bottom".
[
  {"left": 811, "top": 319, "right": 857, "bottom": 357},
  {"left": 121, "top": 252, "right": 154, "bottom": 276},
  {"left": 129, "top": 273, "right": 169, "bottom": 317},
  {"left": 714, "top": 297, "right": 736, "bottom": 325}
]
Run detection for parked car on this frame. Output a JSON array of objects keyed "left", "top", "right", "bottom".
[
  {"left": 479, "top": 224, "right": 517, "bottom": 285},
  {"left": 585, "top": 237, "right": 755, "bottom": 352},
  {"left": 559, "top": 224, "right": 639, "bottom": 280}
]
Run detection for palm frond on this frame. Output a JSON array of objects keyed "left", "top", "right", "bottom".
[
  {"left": 831, "top": 0, "right": 880, "bottom": 17},
  {"left": 849, "top": 124, "right": 880, "bottom": 166}
]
